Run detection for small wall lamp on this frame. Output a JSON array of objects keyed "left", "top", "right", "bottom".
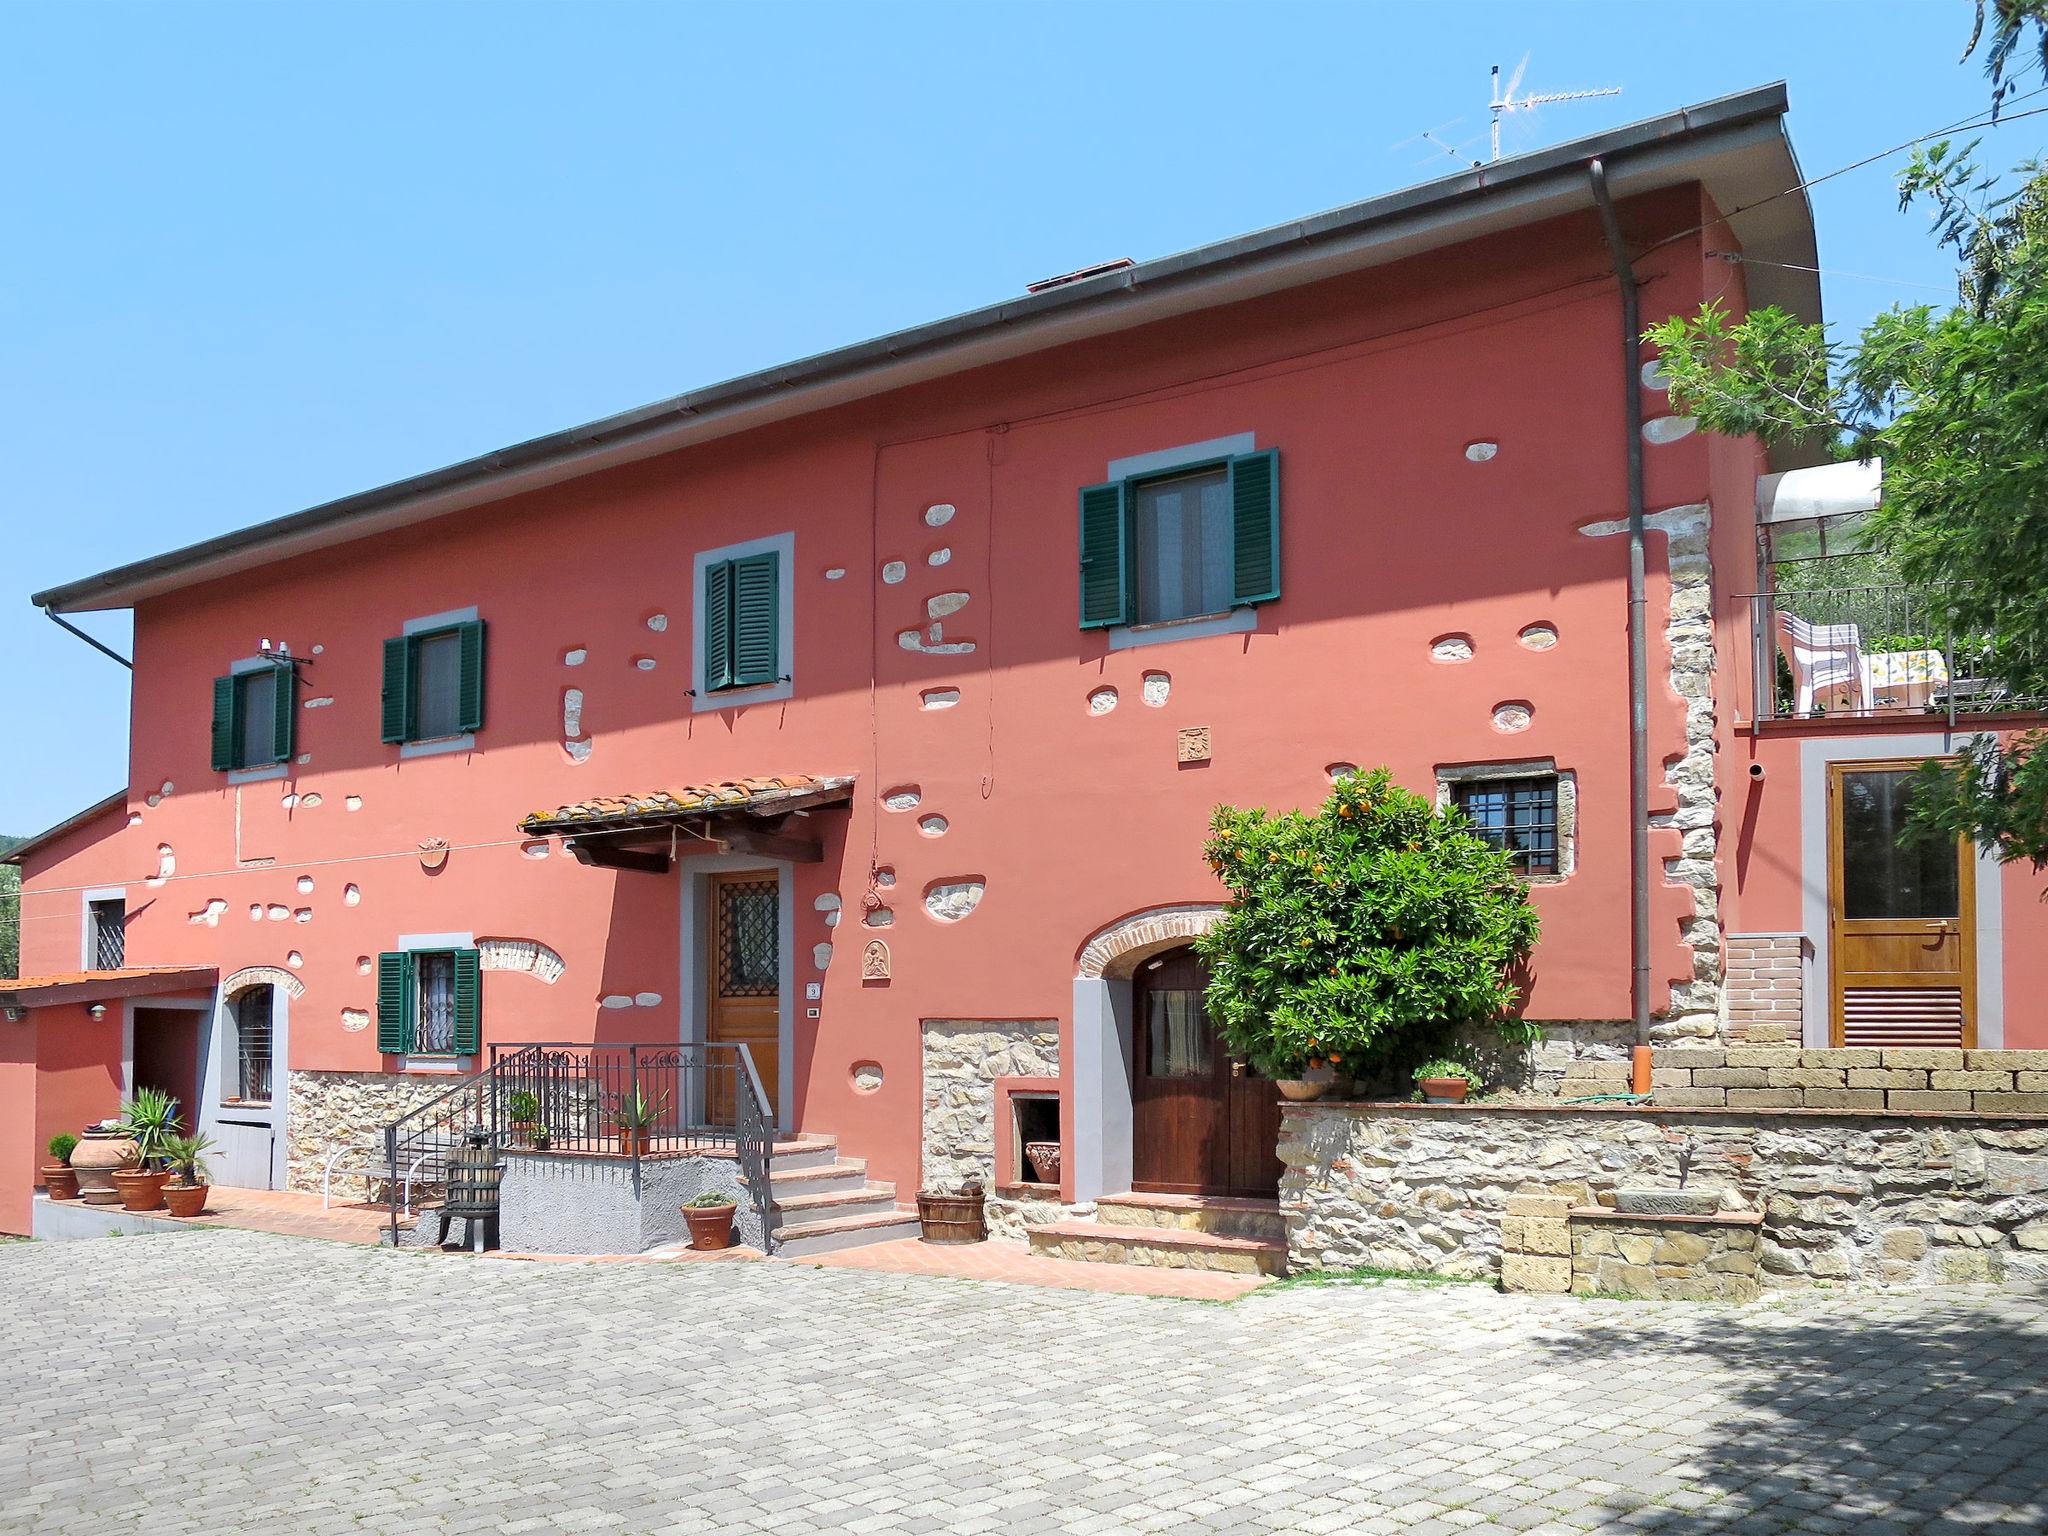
[
  {"left": 2, "top": 1006, "right": 24, "bottom": 1023},
  {"left": 87, "top": 1003, "right": 108, "bottom": 1020}
]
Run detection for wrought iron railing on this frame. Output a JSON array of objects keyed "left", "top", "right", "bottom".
[
  {"left": 1748, "top": 584, "right": 2046, "bottom": 723},
  {"left": 381, "top": 1041, "right": 775, "bottom": 1250}
]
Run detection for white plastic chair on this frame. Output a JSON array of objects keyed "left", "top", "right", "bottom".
[{"left": 1777, "top": 610, "right": 1869, "bottom": 715}]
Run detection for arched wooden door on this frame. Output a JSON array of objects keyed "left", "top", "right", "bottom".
[{"left": 1129, "top": 947, "right": 1282, "bottom": 1198}]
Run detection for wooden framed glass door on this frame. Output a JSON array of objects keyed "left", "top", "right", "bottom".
[
  {"left": 1129, "top": 947, "right": 1282, "bottom": 1198},
  {"left": 706, "top": 872, "right": 780, "bottom": 1123},
  {"left": 1827, "top": 759, "right": 1975, "bottom": 1048}
]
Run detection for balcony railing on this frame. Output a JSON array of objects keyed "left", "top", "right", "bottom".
[{"left": 1749, "top": 584, "right": 2046, "bottom": 723}]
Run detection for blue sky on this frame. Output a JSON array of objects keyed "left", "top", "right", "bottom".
[{"left": 2, "top": 0, "right": 2037, "bottom": 834}]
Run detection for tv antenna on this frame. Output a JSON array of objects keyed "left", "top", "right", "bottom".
[{"left": 1489, "top": 55, "right": 1621, "bottom": 160}]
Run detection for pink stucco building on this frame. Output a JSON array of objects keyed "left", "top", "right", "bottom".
[{"left": 9, "top": 86, "right": 2043, "bottom": 1254}]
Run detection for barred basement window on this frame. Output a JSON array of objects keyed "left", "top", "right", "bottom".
[{"left": 1451, "top": 776, "right": 1560, "bottom": 876}]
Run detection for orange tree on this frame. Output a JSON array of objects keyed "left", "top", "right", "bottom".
[{"left": 1194, "top": 767, "right": 1540, "bottom": 1083}]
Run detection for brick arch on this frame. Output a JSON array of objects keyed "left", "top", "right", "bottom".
[
  {"left": 1075, "top": 904, "right": 1227, "bottom": 980},
  {"left": 221, "top": 964, "right": 304, "bottom": 1000}
]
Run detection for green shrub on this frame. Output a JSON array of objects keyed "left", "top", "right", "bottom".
[
  {"left": 683, "top": 1191, "right": 735, "bottom": 1208},
  {"left": 506, "top": 1090, "right": 540, "bottom": 1123},
  {"left": 47, "top": 1131, "right": 79, "bottom": 1164},
  {"left": 1413, "top": 1059, "right": 1483, "bottom": 1089},
  {"left": 1196, "top": 767, "right": 1540, "bottom": 1082}
]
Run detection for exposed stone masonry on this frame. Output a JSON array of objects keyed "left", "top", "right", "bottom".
[
  {"left": 1650, "top": 1043, "right": 2048, "bottom": 1114},
  {"left": 1280, "top": 1100, "right": 2048, "bottom": 1288},
  {"left": 919, "top": 1018, "right": 1070, "bottom": 1238},
  {"left": 285, "top": 1070, "right": 466, "bottom": 1194}
]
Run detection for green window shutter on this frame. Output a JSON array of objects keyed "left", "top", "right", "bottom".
[
  {"left": 703, "top": 559, "right": 734, "bottom": 692},
  {"left": 1077, "top": 480, "right": 1130, "bottom": 629},
  {"left": 1228, "top": 449, "right": 1281, "bottom": 606},
  {"left": 210, "top": 675, "right": 238, "bottom": 772},
  {"left": 375, "top": 951, "right": 414, "bottom": 1055},
  {"left": 380, "top": 637, "right": 413, "bottom": 744},
  {"left": 452, "top": 948, "right": 482, "bottom": 1056},
  {"left": 456, "top": 620, "right": 487, "bottom": 734},
  {"left": 269, "top": 665, "right": 296, "bottom": 764},
  {"left": 729, "top": 551, "right": 781, "bottom": 687}
]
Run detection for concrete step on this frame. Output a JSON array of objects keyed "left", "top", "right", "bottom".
[
  {"left": 770, "top": 1135, "right": 840, "bottom": 1172},
  {"left": 1027, "top": 1219, "right": 1288, "bottom": 1276},
  {"left": 773, "top": 1208, "right": 921, "bottom": 1258},
  {"left": 768, "top": 1156, "right": 868, "bottom": 1196},
  {"left": 1095, "top": 1192, "right": 1284, "bottom": 1242},
  {"left": 768, "top": 1182, "right": 899, "bottom": 1229}
]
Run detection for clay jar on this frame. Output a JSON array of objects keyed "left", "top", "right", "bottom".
[{"left": 71, "top": 1128, "right": 139, "bottom": 1207}]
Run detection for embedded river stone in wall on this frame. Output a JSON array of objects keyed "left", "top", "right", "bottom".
[
  {"left": 1643, "top": 414, "right": 1698, "bottom": 444},
  {"left": 927, "top": 592, "right": 970, "bottom": 619},
  {"left": 563, "top": 647, "right": 587, "bottom": 666},
  {"left": 924, "top": 503, "right": 955, "bottom": 527},
  {"left": 562, "top": 688, "right": 585, "bottom": 737},
  {"left": 340, "top": 1009, "right": 369, "bottom": 1033},
  {"left": 287, "top": 951, "right": 303, "bottom": 969},
  {"left": 883, "top": 785, "right": 920, "bottom": 811},
  {"left": 297, "top": 875, "right": 314, "bottom": 894},
  {"left": 1430, "top": 634, "right": 1474, "bottom": 663},
  {"left": 344, "top": 883, "right": 361, "bottom": 905},
  {"left": 346, "top": 795, "right": 363, "bottom": 811},
  {"left": 812, "top": 943, "right": 833, "bottom": 970},
  {"left": 1464, "top": 441, "right": 1499, "bottom": 462},
  {"left": 188, "top": 898, "right": 228, "bottom": 927},
  {"left": 1141, "top": 672, "right": 1170, "bottom": 706},
  {"left": 1641, "top": 357, "right": 1672, "bottom": 389},
  {"left": 924, "top": 879, "right": 984, "bottom": 922},
  {"left": 632, "top": 656, "right": 656, "bottom": 671},
  {"left": 814, "top": 892, "right": 841, "bottom": 912},
  {"left": 824, "top": 566, "right": 846, "bottom": 580},
  {"left": 864, "top": 906, "right": 895, "bottom": 926},
  {"left": 852, "top": 1061, "right": 883, "bottom": 1092},
  {"left": 1491, "top": 701, "right": 1533, "bottom": 733},
  {"left": 873, "top": 865, "right": 895, "bottom": 887},
  {"left": 918, "top": 815, "right": 948, "bottom": 837},
  {"left": 1326, "top": 761, "right": 1357, "bottom": 781},
  {"left": 926, "top": 547, "right": 951, "bottom": 566},
  {"left": 521, "top": 840, "right": 550, "bottom": 859},
  {"left": 1518, "top": 623, "right": 1558, "bottom": 650},
  {"left": 1088, "top": 687, "right": 1117, "bottom": 714},
  {"left": 881, "top": 560, "right": 907, "bottom": 584},
  {"left": 921, "top": 687, "right": 960, "bottom": 710},
  {"left": 645, "top": 612, "right": 668, "bottom": 632},
  {"left": 600, "top": 995, "right": 633, "bottom": 1009}
]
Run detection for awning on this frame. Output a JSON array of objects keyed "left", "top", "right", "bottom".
[
  {"left": 1, "top": 966, "right": 220, "bottom": 1012},
  {"left": 519, "top": 775, "right": 854, "bottom": 873}
]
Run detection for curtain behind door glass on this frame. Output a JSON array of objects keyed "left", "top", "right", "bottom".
[{"left": 1146, "top": 989, "right": 1212, "bottom": 1077}]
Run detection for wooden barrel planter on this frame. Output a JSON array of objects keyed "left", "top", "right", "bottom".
[{"left": 916, "top": 1186, "right": 986, "bottom": 1244}]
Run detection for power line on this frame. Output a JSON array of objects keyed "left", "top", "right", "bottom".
[{"left": 1707, "top": 251, "right": 1958, "bottom": 294}]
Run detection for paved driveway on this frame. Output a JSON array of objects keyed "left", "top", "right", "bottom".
[{"left": 4, "top": 1230, "right": 2046, "bottom": 1534}]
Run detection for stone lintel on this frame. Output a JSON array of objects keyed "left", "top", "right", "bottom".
[{"left": 1568, "top": 1207, "right": 1764, "bottom": 1228}]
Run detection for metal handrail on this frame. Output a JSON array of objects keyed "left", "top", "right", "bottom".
[{"left": 382, "top": 1045, "right": 539, "bottom": 1246}]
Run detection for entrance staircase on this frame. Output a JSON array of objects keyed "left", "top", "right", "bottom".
[
  {"left": 766, "top": 1134, "right": 919, "bottom": 1256},
  {"left": 1026, "top": 1192, "right": 1289, "bottom": 1275}
]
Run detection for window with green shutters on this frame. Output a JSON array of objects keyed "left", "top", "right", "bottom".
[
  {"left": 209, "top": 663, "right": 295, "bottom": 772},
  {"left": 702, "top": 550, "right": 782, "bottom": 692},
  {"left": 375, "top": 947, "right": 482, "bottom": 1056},
  {"left": 1078, "top": 448, "right": 1280, "bottom": 629},
  {"left": 381, "top": 620, "right": 487, "bottom": 744}
]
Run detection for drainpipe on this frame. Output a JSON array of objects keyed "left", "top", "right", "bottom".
[
  {"left": 1587, "top": 159, "right": 1654, "bottom": 1083},
  {"left": 40, "top": 605, "right": 133, "bottom": 670}
]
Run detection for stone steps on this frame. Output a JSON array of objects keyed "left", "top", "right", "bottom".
[
  {"left": 773, "top": 1208, "right": 922, "bottom": 1257},
  {"left": 1027, "top": 1215, "right": 1288, "bottom": 1275},
  {"left": 757, "top": 1134, "right": 920, "bottom": 1256},
  {"left": 1094, "top": 1192, "right": 1285, "bottom": 1242}
]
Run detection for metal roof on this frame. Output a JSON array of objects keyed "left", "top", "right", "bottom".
[{"left": 34, "top": 83, "right": 1818, "bottom": 615}]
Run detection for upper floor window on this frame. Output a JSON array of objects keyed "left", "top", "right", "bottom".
[
  {"left": 693, "top": 533, "right": 793, "bottom": 709},
  {"left": 88, "top": 898, "right": 125, "bottom": 970},
  {"left": 1451, "top": 775, "right": 1561, "bottom": 876},
  {"left": 1079, "top": 447, "right": 1278, "bottom": 630},
  {"left": 209, "top": 661, "right": 295, "bottom": 772},
  {"left": 375, "top": 946, "right": 481, "bottom": 1058},
  {"left": 382, "top": 618, "right": 485, "bottom": 745}
]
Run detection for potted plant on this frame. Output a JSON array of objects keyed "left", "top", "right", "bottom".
[
  {"left": 1197, "top": 767, "right": 1541, "bottom": 1096},
  {"left": 611, "top": 1087, "right": 664, "bottom": 1158},
  {"left": 110, "top": 1088, "right": 181, "bottom": 1212},
  {"left": 160, "top": 1132, "right": 217, "bottom": 1217},
  {"left": 71, "top": 1119, "right": 140, "bottom": 1206},
  {"left": 506, "top": 1089, "right": 540, "bottom": 1147},
  {"left": 41, "top": 1133, "right": 81, "bottom": 1201},
  {"left": 682, "top": 1190, "right": 738, "bottom": 1250},
  {"left": 1414, "top": 1059, "right": 1483, "bottom": 1103}
]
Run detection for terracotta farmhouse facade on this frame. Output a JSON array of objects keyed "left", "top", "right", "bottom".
[{"left": 10, "top": 86, "right": 2048, "bottom": 1282}]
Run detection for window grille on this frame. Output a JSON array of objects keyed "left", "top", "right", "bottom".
[
  {"left": 1452, "top": 777, "right": 1561, "bottom": 875},
  {"left": 233, "top": 986, "right": 274, "bottom": 1104},
  {"left": 89, "top": 899, "right": 125, "bottom": 970},
  {"left": 415, "top": 951, "right": 458, "bottom": 1053}
]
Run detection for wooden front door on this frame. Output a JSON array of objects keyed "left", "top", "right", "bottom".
[
  {"left": 1828, "top": 759, "right": 1976, "bottom": 1048},
  {"left": 1130, "top": 947, "right": 1283, "bottom": 1198},
  {"left": 706, "top": 872, "right": 780, "bottom": 1123}
]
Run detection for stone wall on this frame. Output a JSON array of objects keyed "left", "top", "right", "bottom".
[
  {"left": 1569, "top": 1209, "right": 1762, "bottom": 1301},
  {"left": 1722, "top": 935, "right": 1804, "bottom": 1039},
  {"left": 1280, "top": 1100, "right": 2048, "bottom": 1289},
  {"left": 1650, "top": 1044, "right": 2048, "bottom": 1113},
  {"left": 285, "top": 1070, "right": 465, "bottom": 1194},
  {"left": 919, "top": 1018, "right": 1072, "bottom": 1238}
]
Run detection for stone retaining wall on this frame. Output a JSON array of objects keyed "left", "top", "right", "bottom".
[
  {"left": 1568, "top": 1208, "right": 1763, "bottom": 1301},
  {"left": 1280, "top": 1100, "right": 2048, "bottom": 1289},
  {"left": 1649, "top": 1045, "right": 2048, "bottom": 1114},
  {"left": 919, "top": 1018, "right": 1078, "bottom": 1238}
]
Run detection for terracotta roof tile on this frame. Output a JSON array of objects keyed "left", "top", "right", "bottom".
[{"left": 521, "top": 775, "right": 854, "bottom": 833}]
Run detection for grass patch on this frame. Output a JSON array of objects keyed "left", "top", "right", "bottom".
[{"left": 1261, "top": 1263, "right": 1491, "bottom": 1292}]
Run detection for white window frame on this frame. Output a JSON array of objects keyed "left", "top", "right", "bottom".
[{"left": 1101, "top": 434, "right": 1261, "bottom": 651}]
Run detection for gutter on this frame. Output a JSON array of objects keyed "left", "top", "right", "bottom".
[
  {"left": 41, "top": 606, "right": 132, "bottom": 669},
  {"left": 1587, "top": 159, "right": 1656, "bottom": 1065}
]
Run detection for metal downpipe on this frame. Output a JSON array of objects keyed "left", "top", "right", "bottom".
[{"left": 1587, "top": 159, "right": 1654, "bottom": 1058}]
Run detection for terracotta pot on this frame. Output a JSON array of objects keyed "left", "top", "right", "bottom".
[
  {"left": 1023, "top": 1140, "right": 1062, "bottom": 1185},
  {"left": 112, "top": 1167, "right": 171, "bottom": 1212},
  {"left": 71, "top": 1129, "right": 139, "bottom": 1206},
  {"left": 41, "top": 1164, "right": 80, "bottom": 1200},
  {"left": 683, "top": 1202, "right": 735, "bottom": 1251},
  {"left": 1419, "top": 1077, "right": 1472, "bottom": 1103},
  {"left": 616, "top": 1127, "right": 648, "bottom": 1158},
  {"left": 163, "top": 1183, "right": 210, "bottom": 1218}
]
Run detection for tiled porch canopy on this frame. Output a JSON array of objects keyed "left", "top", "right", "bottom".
[
  {"left": 0, "top": 966, "right": 219, "bottom": 1012},
  {"left": 519, "top": 775, "right": 854, "bottom": 872}
]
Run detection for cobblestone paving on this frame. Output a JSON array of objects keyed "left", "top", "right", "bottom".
[{"left": 4, "top": 1230, "right": 2046, "bottom": 1534}]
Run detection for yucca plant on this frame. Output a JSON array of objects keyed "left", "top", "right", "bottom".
[
  {"left": 116, "top": 1088, "right": 184, "bottom": 1170},
  {"left": 611, "top": 1087, "right": 666, "bottom": 1130},
  {"left": 160, "top": 1132, "right": 217, "bottom": 1188}
]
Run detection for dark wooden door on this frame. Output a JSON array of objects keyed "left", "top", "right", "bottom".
[
  {"left": 1130, "top": 948, "right": 1282, "bottom": 1198},
  {"left": 706, "top": 873, "right": 780, "bottom": 1124}
]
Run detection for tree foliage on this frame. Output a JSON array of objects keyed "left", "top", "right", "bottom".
[
  {"left": 1194, "top": 768, "right": 1540, "bottom": 1082},
  {"left": 0, "top": 839, "right": 19, "bottom": 980},
  {"left": 1647, "top": 2, "right": 2048, "bottom": 872}
]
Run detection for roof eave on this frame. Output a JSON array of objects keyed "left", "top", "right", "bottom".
[{"left": 34, "top": 83, "right": 1817, "bottom": 614}]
